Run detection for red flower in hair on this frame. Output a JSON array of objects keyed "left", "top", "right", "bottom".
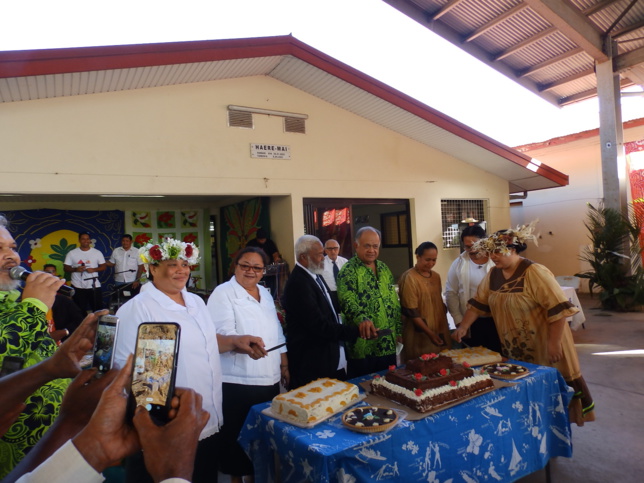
[
  {"left": 149, "top": 245, "right": 163, "bottom": 261},
  {"left": 185, "top": 244, "right": 194, "bottom": 258}
]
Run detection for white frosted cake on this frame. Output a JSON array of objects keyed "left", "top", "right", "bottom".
[
  {"left": 272, "top": 378, "right": 360, "bottom": 425},
  {"left": 439, "top": 347, "right": 502, "bottom": 367}
]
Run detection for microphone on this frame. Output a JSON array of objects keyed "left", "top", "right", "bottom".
[{"left": 9, "top": 266, "right": 76, "bottom": 297}]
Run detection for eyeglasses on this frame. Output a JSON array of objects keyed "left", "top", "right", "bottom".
[
  {"left": 237, "top": 263, "right": 266, "bottom": 274},
  {"left": 325, "top": 247, "right": 340, "bottom": 251}
]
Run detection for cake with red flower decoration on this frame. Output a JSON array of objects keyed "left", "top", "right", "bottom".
[{"left": 370, "top": 353, "right": 494, "bottom": 413}]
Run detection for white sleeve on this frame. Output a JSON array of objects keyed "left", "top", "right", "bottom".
[
  {"left": 444, "top": 259, "right": 464, "bottom": 325},
  {"left": 206, "top": 285, "right": 238, "bottom": 336},
  {"left": 114, "top": 299, "right": 146, "bottom": 369},
  {"left": 15, "top": 440, "right": 104, "bottom": 483}
]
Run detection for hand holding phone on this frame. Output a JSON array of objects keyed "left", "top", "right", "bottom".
[
  {"left": 131, "top": 323, "right": 180, "bottom": 425},
  {"left": 92, "top": 315, "right": 120, "bottom": 373}
]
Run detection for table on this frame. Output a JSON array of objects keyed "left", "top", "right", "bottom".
[
  {"left": 562, "top": 286, "right": 586, "bottom": 330},
  {"left": 239, "top": 362, "right": 574, "bottom": 482}
]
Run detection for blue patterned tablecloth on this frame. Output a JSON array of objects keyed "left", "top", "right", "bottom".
[{"left": 239, "top": 361, "right": 573, "bottom": 482}]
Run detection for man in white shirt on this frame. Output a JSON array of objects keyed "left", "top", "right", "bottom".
[
  {"left": 63, "top": 233, "right": 106, "bottom": 312},
  {"left": 320, "top": 239, "right": 348, "bottom": 311},
  {"left": 106, "top": 234, "right": 143, "bottom": 300}
]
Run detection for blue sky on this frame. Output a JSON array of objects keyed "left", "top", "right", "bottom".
[{"left": 2, "top": 0, "right": 642, "bottom": 147}]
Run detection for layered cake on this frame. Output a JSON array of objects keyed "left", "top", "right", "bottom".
[
  {"left": 439, "top": 346, "right": 502, "bottom": 367},
  {"left": 342, "top": 406, "right": 398, "bottom": 433},
  {"left": 272, "top": 378, "right": 360, "bottom": 425},
  {"left": 370, "top": 353, "right": 494, "bottom": 413}
]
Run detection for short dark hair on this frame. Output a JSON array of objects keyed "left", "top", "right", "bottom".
[
  {"left": 122, "top": 234, "right": 133, "bottom": 241},
  {"left": 256, "top": 229, "right": 268, "bottom": 239},
  {"left": 43, "top": 263, "right": 57, "bottom": 270},
  {"left": 415, "top": 241, "right": 438, "bottom": 256},
  {"left": 461, "top": 225, "right": 486, "bottom": 242},
  {"left": 234, "top": 246, "right": 269, "bottom": 266},
  {"left": 78, "top": 232, "right": 90, "bottom": 239}
]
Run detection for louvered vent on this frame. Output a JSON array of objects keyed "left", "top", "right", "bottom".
[
  {"left": 284, "top": 117, "right": 306, "bottom": 134},
  {"left": 228, "top": 110, "right": 253, "bottom": 129}
]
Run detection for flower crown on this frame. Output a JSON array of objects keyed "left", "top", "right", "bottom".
[
  {"left": 139, "top": 237, "right": 200, "bottom": 266},
  {"left": 472, "top": 220, "right": 539, "bottom": 256}
]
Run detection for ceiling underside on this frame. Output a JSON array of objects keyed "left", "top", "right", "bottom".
[
  {"left": 0, "top": 36, "right": 567, "bottom": 194},
  {"left": 385, "top": 0, "right": 644, "bottom": 106}
]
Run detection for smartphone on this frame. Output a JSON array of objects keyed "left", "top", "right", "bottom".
[
  {"left": 131, "top": 322, "right": 180, "bottom": 424},
  {"left": 0, "top": 356, "right": 25, "bottom": 377},
  {"left": 92, "top": 315, "right": 120, "bottom": 373}
]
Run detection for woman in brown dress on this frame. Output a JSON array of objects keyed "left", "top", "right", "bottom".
[
  {"left": 398, "top": 242, "right": 451, "bottom": 361},
  {"left": 452, "top": 222, "right": 595, "bottom": 425}
]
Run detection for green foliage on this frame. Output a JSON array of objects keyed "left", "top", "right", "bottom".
[
  {"left": 48, "top": 238, "right": 76, "bottom": 263},
  {"left": 576, "top": 203, "right": 644, "bottom": 311}
]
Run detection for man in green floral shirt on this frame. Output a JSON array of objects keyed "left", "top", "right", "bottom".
[
  {"left": 338, "top": 226, "right": 401, "bottom": 379},
  {"left": 0, "top": 215, "right": 70, "bottom": 477}
]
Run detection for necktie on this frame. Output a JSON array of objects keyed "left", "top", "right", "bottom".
[{"left": 332, "top": 260, "right": 339, "bottom": 281}]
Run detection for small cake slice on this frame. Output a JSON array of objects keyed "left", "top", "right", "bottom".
[{"left": 439, "top": 347, "right": 502, "bottom": 366}]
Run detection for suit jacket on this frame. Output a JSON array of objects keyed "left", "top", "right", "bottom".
[{"left": 281, "top": 265, "right": 359, "bottom": 389}]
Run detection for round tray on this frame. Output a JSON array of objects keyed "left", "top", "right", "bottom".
[
  {"left": 342, "top": 406, "right": 399, "bottom": 433},
  {"left": 481, "top": 362, "right": 530, "bottom": 379}
]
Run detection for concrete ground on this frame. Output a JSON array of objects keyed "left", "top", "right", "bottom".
[{"left": 518, "top": 293, "right": 644, "bottom": 483}]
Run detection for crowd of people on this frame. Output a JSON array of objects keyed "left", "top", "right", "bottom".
[{"left": 0, "top": 214, "right": 595, "bottom": 482}]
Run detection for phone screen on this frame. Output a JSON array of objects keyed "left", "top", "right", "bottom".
[
  {"left": 132, "top": 323, "right": 180, "bottom": 422},
  {"left": 92, "top": 315, "right": 119, "bottom": 373},
  {"left": 0, "top": 356, "right": 25, "bottom": 377}
]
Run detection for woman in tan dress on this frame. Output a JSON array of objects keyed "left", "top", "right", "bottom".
[
  {"left": 452, "top": 222, "right": 595, "bottom": 425},
  {"left": 398, "top": 242, "right": 451, "bottom": 361}
]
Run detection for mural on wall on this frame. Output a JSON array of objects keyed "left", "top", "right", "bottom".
[
  {"left": 3, "top": 209, "right": 124, "bottom": 304},
  {"left": 220, "top": 197, "right": 270, "bottom": 277},
  {"left": 125, "top": 209, "right": 205, "bottom": 289}
]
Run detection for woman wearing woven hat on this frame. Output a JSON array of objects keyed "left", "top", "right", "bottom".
[
  {"left": 114, "top": 237, "right": 267, "bottom": 482},
  {"left": 452, "top": 221, "right": 594, "bottom": 425}
]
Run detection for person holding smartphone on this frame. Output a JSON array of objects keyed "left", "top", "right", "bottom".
[{"left": 113, "top": 237, "right": 267, "bottom": 483}]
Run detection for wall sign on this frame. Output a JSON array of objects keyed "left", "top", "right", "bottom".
[{"left": 250, "top": 143, "right": 291, "bottom": 159}]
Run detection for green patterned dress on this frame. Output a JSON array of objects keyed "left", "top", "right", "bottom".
[
  {"left": 0, "top": 291, "right": 70, "bottom": 477},
  {"left": 337, "top": 256, "right": 401, "bottom": 360}
]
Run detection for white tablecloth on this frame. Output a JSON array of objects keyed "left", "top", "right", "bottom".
[{"left": 562, "top": 286, "right": 586, "bottom": 330}]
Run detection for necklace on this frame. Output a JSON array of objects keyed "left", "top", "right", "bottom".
[{"left": 415, "top": 267, "right": 432, "bottom": 278}]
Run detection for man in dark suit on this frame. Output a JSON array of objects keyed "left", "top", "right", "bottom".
[{"left": 281, "top": 235, "right": 377, "bottom": 389}]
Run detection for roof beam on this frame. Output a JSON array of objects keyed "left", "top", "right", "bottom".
[
  {"left": 494, "top": 27, "right": 557, "bottom": 61},
  {"left": 612, "top": 19, "right": 644, "bottom": 39},
  {"left": 615, "top": 45, "right": 644, "bottom": 72},
  {"left": 519, "top": 47, "right": 585, "bottom": 77},
  {"left": 538, "top": 68, "right": 595, "bottom": 92},
  {"left": 383, "top": 0, "right": 562, "bottom": 106},
  {"left": 582, "top": 0, "right": 623, "bottom": 17},
  {"left": 524, "top": 0, "right": 607, "bottom": 61},
  {"left": 464, "top": 3, "right": 529, "bottom": 42},
  {"left": 430, "top": 0, "right": 465, "bottom": 21}
]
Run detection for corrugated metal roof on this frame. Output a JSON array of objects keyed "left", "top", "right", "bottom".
[
  {"left": 0, "top": 35, "right": 567, "bottom": 193},
  {"left": 386, "top": 0, "right": 644, "bottom": 106}
]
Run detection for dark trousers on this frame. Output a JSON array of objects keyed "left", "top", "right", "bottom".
[
  {"left": 464, "top": 317, "right": 502, "bottom": 354},
  {"left": 72, "top": 287, "right": 103, "bottom": 312},
  {"left": 347, "top": 353, "right": 396, "bottom": 380}
]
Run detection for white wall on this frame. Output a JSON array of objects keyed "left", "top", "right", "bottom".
[{"left": 1, "top": 75, "right": 514, "bottom": 279}]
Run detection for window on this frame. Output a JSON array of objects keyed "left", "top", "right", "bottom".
[
  {"left": 441, "top": 200, "right": 487, "bottom": 249},
  {"left": 381, "top": 211, "right": 409, "bottom": 247}
]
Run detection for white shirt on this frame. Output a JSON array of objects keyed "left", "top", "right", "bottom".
[
  {"left": 206, "top": 276, "right": 285, "bottom": 386},
  {"left": 109, "top": 246, "right": 142, "bottom": 283},
  {"left": 15, "top": 439, "right": 189, "bottom": 483},
  {"left": 444, "top": 252, "right": 495, "bottom": 325},
  {"left": 114, "top": 284, "right": 223, "bottom": 440},
  {"left": 321, "top": 255, "right": 348, "bottom": 291},
  {"left": 64, "top": 247, "right": 106, "bottom": 288}
]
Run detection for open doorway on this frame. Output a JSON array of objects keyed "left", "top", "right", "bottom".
[{"left": 303, "top": 198, "right": 412, "bottom": 279}]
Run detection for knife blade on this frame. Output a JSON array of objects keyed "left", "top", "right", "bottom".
[{"left": 266, "top": 342, "right": 286, "bottom": 352}]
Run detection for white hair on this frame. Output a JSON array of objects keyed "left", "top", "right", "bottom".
[
  {"left": 355, "top": 226, "right": 381, "bottom": 243},
  {"left": 294, "top": 235, "right": 322, "bottom": 260}
]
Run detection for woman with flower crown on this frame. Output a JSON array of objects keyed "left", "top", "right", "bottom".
[
  {"left": 114, "top": 237, "right": 268, "bottom": 482},
  {"left": 452, "top": 221, "right": 595, "bottom": 426}
]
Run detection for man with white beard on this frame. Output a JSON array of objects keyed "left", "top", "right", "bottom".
[{"left": 280, "top": 235, "right": 376, "bottom": 388}]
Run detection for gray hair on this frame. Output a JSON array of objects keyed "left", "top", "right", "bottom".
[
  {"left": 355, "top": 226, "right": 381, "bottom": 243},
  {"left": 0, "top": 214, "right": 7, "bottom": 228},
  {"left": 294, "top": 235, "right": 323, "bottom": 260}
]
